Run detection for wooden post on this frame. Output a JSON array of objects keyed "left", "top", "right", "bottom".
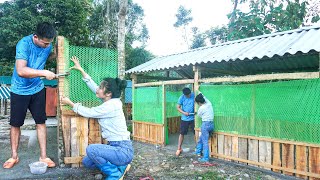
[
  {"left": 131, "top": 74, "right": 137, "bottom": 140},
  {"left": 193, "top": 65, "right": 200, "bottom": 128},
  {"left": 162, "top": 82, "right": 167, "bottom": 145}
]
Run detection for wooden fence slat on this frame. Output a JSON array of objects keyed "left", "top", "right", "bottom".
[
  {"left": 88, "top": 118, "right": 102, "bottom": 144},
  {"left": 224, "top": 136, "right": 232, "bottom": 161},
  {"left": 231, "top": 136, "right": 238, "bottom": 162},
  {"left": 309, "top": 147, "right": 320, "bottom": 180},
  {"left": 61, "top": 115, "right": 71, "bottom": 158},
  {"left": 70, "top": 117, "right": 80, "bottom": 167},
  {"left": 238, "top": 138, "right": 248, "bottom": 165},
  {"left": 296, "top": 145, "right": 307, "bottom": 179},
  {"left": 217, "top": 134, "right": 224, "bottom": 159},
  {"left": 77, "top": 117, "right": 88, "bottom": 167},
  {"left": 248, "top": 139, "right": 259, "bottom": 167},
  {"left": 259, "top": 141, "right": 272, "bottom": 170},
  {"left": 211, "top": 134, "right": 218, "bottom": 158},
  {"left": 272, "top": 142, "right": 281, "bottom": 172},
  {"left": 282, "top": 143, "right": 294, "bottom": 175}
]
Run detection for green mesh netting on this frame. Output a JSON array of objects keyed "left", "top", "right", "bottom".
[
  {"left": 199, "top": 78, "right": 320, "bottom": 144},
  {"left": 166, "top": 87, "right": 182, "bottom": 118},
  {"left": 63, "top": 38, "right": 118, "bottom": 108},
  {"left": 133, "top": 86, "right": 163, "bottom": 124}
]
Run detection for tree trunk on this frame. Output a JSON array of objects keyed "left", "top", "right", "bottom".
[{"left": 117, "top": 0, "right": 128, "bottom": 79}]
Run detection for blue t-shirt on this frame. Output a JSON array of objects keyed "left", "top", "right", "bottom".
[
  {"left": 177, "top": 93, "right": 195, "bottom": 121},
  {"left": 11, "top": 35, "right": 52, "bottom": 95}
]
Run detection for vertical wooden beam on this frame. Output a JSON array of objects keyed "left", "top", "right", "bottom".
[
  {"left": 77, "top": 117, "right": 88, "bottom": 165},
  {"left": 248, "top": 139, "right": 259, "bottom": 167},
  {"left": 193, "top": 65, "right": 201, "bottom": 128},
  {"left": 232, "top": 136, "right": 239, "bottom": 162},
  {"left": 61, "top": 115, "right": 71, "bottom": 158},
  {"left": 296, "top": 145, "right": 307, "bottom": 179},
  {"left": 238, "top": 138, "right": 248, "bottom": 165},
  {"left": 282, "top": 143, "right": 294, "bottom": 175},
  {"left": 217, "top": 134, "right": 224, "bottom": 159},
  {"left": 211, "top": 134, "right": 218, "bottom": 158},
  {"left": 162, "top": 82, "right": 167, "bottom": 145},
  {"left": 131, "top": 74, "right": 137, "bottom": 139},
  {"left": 309, "top": 147, "right": 320, "bottom": 180},
  {"left": 70, "top": 117, "right": 79, "bottom": 167},
  {"left": 272, "top": 142, "right": 281, "bottom": 172},
  {"left": 88, "top": 118, "right": 101, "bottom": 144},
  {"left": 224, "top": 135, "right": 232, "bottom": 161},
  {"left": 259, "top": 141, "right": 272, "bottom": 170}
]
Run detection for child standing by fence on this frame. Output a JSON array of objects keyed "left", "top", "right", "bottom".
[{"left": 194, "top": 93, "right": 214, "bottom": 162}]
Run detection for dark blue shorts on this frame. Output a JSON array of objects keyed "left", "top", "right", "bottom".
[
  {"left": 180, "top": 120, "right": 195, "bottom": 135},
  {"left": 10, "top": 88, "right": 47, "bottom": 127}
]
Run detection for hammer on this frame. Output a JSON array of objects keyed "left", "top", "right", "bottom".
[{"left": 40, "top": 71, "right": 70, "bottom": 79}]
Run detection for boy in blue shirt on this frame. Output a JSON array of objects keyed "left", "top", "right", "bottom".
[
  {"left": 176, "top": 87, "right": 195, "bottom": 156},
  {"left": 3, "top": 22, "right": 57, "bottom": 169}
]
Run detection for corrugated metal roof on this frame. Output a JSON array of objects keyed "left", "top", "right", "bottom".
[{"left": 126, "top": 26, "right": 320, "bottom": 74}]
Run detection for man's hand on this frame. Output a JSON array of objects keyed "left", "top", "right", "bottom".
[{"left": 43, "top": 70, "right": 56, "bottom": 80}]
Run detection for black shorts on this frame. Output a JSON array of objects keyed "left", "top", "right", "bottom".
[
  {"left": 180, "top": 120, "right": 195, "bottom": 135},
  {"left": 10, "top": 88, "right": 47, "bottom": 127}
]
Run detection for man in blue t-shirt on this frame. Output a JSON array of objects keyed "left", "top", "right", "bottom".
[
  {"left": 3, "top": 22, "right": 57, "bottom": 169},
  {"left": 176, "top": 87, "right": 195, "bottom": 156}
]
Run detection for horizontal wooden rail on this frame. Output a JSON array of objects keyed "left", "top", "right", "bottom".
[
  {"left": 212, "top": 153, "right": 320, "bottom": 178},
  {"left": 133, "top": 120, "right": 164, "bottom": 127},
  {"left": 199, "top": 72, "right": 319, "bottom": 83},
  {"left": 134, "top": 79, "right": 194, "bottom": 87},
  {"left": 215, "top": 131, "right": 320, "bottom": 148}
]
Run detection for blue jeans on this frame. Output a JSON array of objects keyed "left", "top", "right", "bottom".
[
  {"left": 195, "top": 121, "right": 214, "bottom": 161},
  {"left": 82, "top": 140, "right": 134, "bottom": 168}
]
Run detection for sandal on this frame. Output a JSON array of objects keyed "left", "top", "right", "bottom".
[
  {"left": 3, "top": 157, "right": 19, "bottom": 169},
  {"left": 39, "top": 157, "right": 56, "bottom": 168},
  {"left": 175, "top": 149, "right": 183, "bottom": 156}
]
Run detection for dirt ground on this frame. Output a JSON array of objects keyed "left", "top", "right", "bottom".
[{"left": 0, "top": 116, "right": 299, "bottom": 180}]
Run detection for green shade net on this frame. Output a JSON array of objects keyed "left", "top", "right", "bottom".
[
  {"left": 62, "top": 38, "right": 118, "bottom": 108},
  {"left": 133, "top": 86, "right": 163, "bottom": 124},
  {"left": 199, "top": 78, "right": 320, "bottom": 144}
]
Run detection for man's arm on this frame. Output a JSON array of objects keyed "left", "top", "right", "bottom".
[
  {"left": 177, "top": 104, "right": 189, "bottom": 116},
  {"left": 16, "top": 60, "right": 56, "bottom": 80}
]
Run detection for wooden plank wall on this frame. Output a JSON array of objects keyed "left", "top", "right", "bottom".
[
  {"left": 194, "top": 130, "right": 320, "bottom": 179},
  {"left": 167, "top": 117, "right": 180, "bottom": 134},
  {"left": 61, "top": 113, "right": 102, "bottom": 166},
  {"left": 133, "top": 121, "right": 164, "bottom": 145}
]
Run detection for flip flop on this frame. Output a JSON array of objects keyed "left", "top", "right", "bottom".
[
  {"left": 175, "top": 149, "right": 183, "bottom": 156},
  {"left": 3, "top": 157, "right": 19, "bottom": 169},
  {"left": 39, "top": 157, "right": 56, "bottom": 168}
]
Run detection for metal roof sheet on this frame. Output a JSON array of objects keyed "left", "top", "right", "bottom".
[{"left": 126, "top": 26, "right": 320, "bottom": 74}]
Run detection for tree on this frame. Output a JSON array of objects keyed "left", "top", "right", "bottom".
[
  {"left": 125, "top": 47, "right": 154, "bottom": 71},
  {"left": 0, "top": 0, "right": 92, "bottom": 75},
  {"left": 118, "top": 0, "right": 127, "bottom": 79},
  {"left": 190, "top": 27, "right": 206, "bottom": 49},
  {"left": 205, "top": 26, "right": 228, "bottom": 45},
  {"left": 227, "top": 0, "right": 318, "bottom": 40},
  {"left": 173, "top": 5, "right": 193, "bottom": 49}
]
